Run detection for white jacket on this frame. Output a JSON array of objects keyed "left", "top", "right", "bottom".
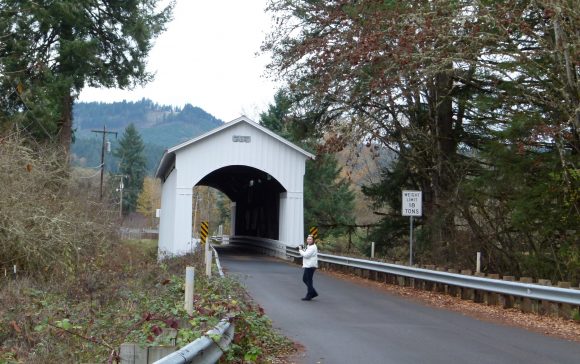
[{"left": 299, "top": 244, "right": 318, "bottom": 268}]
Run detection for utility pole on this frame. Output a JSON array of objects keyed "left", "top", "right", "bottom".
[
  {"left": 91, "top": 125, "right": 117, "bottom": 200},
  {"left": 118, "top": 179, "right": 124, "bottom": 218},
  {"left": 113, "top": 174, "right": 126, "bottom": 218}
]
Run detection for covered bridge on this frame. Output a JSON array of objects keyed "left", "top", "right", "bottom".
[{"left": 155, "top": 116, "right": 314, "bottom": 256}]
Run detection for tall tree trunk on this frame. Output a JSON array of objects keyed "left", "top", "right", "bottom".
[
  {"left": 426, "top": 68, "right": 458, "bottom": 261},
  {"left": 58, "top": 91, "right": 73, "bottom": 156}
]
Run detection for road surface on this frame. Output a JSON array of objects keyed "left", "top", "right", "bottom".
[{"left": 218, "top": 248, "right": 580, "bottom": 364}]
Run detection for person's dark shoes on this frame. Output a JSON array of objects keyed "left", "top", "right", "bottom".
[
  {"left": 311, "top": 293, "right": 318, "bottom": 299},
  {"left": 301, "top": 296, "right": 312, "bottom": 301}
]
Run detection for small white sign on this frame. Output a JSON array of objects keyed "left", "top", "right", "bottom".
[
  {"left": 155, "top": 209, "right": 160, "bottom": 218},
  {"left": 232, "top": 135, "right": 251, "bottom": 143},
  {"left": 402, "top": 190, "right": 422, "bottom": 216}
]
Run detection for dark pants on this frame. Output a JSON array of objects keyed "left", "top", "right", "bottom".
[{"left": 302, "top": 267, "right": 318, "bottom": 298}]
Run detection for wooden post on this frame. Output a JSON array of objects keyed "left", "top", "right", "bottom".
[
  {"left": 501, "top": 276, "right": 515, "bottom": 308},
  {"left": 486, "top": 274, "right": 500, "bottom": 305},
  {"left": 206, "top": 249, "right": 212, "bottom": 277},
  {"left": 185, "top": 266, "right": 194, "bottom": 315},
  {"left": 461, "top": 270, "right": 473, "bottom": 300},
  {"left": 436, "top": 267, "right": 447, "bottom": 293},
  {"left": 474, "top": 272, "right": 486, "bottom": 303},
  {"left": 519, "top": 277, "right": 534, "bottom": 313},
  {"left": 447, "top": 269, "right": 458, "bottom": 297},
  {"left": 537, "top": 279, "right": 552, "bottom": 315},
  {"left": 557, "top": 282, "right": 572, "bottom": 319}
]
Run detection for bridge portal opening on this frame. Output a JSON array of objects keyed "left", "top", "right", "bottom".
[
  {"left": 191, "top": 186, "right": 232, "bottom": 238},
  {"left": 197, "top": 165, "right": 286, "bottom": 240}
]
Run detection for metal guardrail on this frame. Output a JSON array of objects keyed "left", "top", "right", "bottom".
[
  {"left": 152, "top": 319, "right": 234, "bottom": 364},
  {"left": 210, "top": 244, "right": 225, "bottom": 278},
  {"left": 287, "top": 247, "right": 580, "bottom": 306},
  {"left": 229, "top": 235, "right": 288, "bottom": 259}
]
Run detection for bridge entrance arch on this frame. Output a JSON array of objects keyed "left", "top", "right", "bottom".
[{"left": 155, "top": 116, "right": 314, "bottom": 256}]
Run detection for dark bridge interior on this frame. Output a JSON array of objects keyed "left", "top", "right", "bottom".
[{"left": 197, "top": 165, "right": 286, "bottom": 240}]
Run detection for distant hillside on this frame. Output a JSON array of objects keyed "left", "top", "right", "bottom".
[
  {"left": 73, "top": 99, "right": 223, "bottom": 145},
  {"left": 71, "top": 99, "right": 224, "bottom": 174}
]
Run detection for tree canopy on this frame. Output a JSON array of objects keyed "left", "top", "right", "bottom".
[
  {"left": 264, "top": 0, "right": 579, "bottom": 280},
  {"left": 0, "top": 0, "right": 174, "bottom": 151}
]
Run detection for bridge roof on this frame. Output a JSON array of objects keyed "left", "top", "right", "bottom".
[{"left": 155, "top": 116, "right": 315, "bottom": 179}]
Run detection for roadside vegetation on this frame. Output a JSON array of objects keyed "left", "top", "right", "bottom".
[{"left": 0, "top": 136, "right": 293, "bottom": 363}]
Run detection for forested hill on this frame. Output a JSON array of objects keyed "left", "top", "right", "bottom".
[
  {"left": 71, "top": 99, "right": 224, "bottom": 174},
  {"left": 73, "top": 99, "right": 223, "bottom": 145}
]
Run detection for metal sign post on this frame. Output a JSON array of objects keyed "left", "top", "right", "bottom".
[
  {"left": 402, "top": 190, "right": 422, "bottom": 266},
  {"left": 409, "top": 216, "right": 413, "bottom": 265}
]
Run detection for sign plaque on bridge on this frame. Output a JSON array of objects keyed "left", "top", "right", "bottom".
[
  {"left": 232, "top": 135, "right": 251, "bottom": 143},
  {"left": 402, "top": 190, "right": 422, "bottom": 266}
]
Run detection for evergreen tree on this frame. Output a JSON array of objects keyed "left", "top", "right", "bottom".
[
  {"left": 114, "top": 124, "right": 147, "bottom": 214},
  {"left": 260, "top": 89, "right": 355, "bottom": 238},
  {"left": 303, "top": 154, "right": 355, "bottom": 237},
  {"left": 0, "top": 0, "right": 174, "bottom": 152},
  {"left": 260, "top": 90, "right": 291, "bottom": 135}
]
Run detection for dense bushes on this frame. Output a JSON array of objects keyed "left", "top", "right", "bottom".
[{"left": 0, "top": 135, "right": 117, "bottom": 278}]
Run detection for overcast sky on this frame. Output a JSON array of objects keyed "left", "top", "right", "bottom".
[{"left": 78, "top": 0, "right": 280, "bottom": 122}]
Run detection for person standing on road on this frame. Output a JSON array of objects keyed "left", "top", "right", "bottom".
[{"left": 299, "top": 234, "right": 318, "bottom": 301}]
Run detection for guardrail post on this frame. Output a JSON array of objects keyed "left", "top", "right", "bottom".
[
  {"left": 424, "top": 265, "right": 435, "bottom": 291},
  {"left": 519, "top": 277, "right": 535, "bottom": 313},
  {"left": 473, "top": 272, "right": 486, "bottom": 303},
  {"left": 447, "top": 269, "right": 459, "bottom": 297},
  {"left": 396, "top": 274, "right": 405, "bottom": 287},
  {"left": 435, "top": 267, "right": 447, "bottom": 293},
  {"left": 485, "top": 274, "right": 500, "bottom": 305},
  {"left": 537, "top": 279, "right": 553, "bottom": 315},
  {"left": 501, "top": 276, "right": 515, "bottom": 308},
  {"left": 460, "top": 270, "right": 473, "bottom": 300},
  {"left": 557, "top": 282, "right": 572, "bottom": 319},
  {"left": 378, "top": 271, "right": 386, "bottom": 284}
]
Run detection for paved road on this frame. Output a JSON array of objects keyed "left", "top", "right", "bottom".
[{"left": 217, "top": 247, "right": 580, "bottom": 364}]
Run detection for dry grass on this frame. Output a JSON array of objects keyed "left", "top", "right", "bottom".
[{"left": 0, "top": 135, "right": 118, "bottom": 279}]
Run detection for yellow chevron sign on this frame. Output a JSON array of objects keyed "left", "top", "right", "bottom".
[{"left": 200, "top": 221, "right": 209, "bottom": 244}]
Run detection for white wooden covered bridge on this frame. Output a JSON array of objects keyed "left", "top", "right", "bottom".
[{"left": 155, "top": 116, "right": 314, "bottom": 256}]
